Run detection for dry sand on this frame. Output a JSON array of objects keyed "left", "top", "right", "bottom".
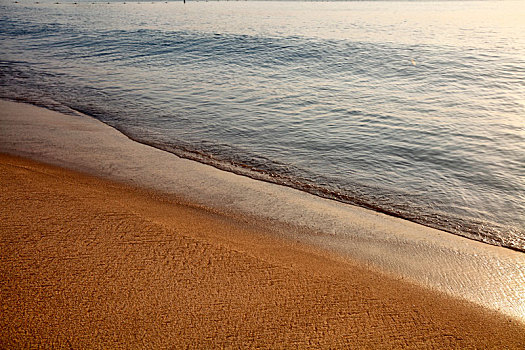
[{"left": 1, "top": 153, "right": 524, "bottom": 348}]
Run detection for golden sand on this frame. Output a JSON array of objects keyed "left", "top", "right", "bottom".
[{"left": 1, "top": 153, "right": 523, "bottom": 348}]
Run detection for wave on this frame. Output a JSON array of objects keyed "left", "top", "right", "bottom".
[
  {"left": 3, "top": 93, "right": 523, "bottom": 253},
  {"left": 1, "top": 2, "right": 523, "bottom": 252}
]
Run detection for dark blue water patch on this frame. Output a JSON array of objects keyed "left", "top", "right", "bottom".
[{"left": 2, "top": 20, "right": 448, "bottom": 82}]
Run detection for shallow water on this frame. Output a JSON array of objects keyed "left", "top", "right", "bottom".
[{"left": 1, "top": 0, "right": 524, "bottom": 250}]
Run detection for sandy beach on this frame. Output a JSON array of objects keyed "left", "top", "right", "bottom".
[
  {"left": 1, "top": 152, "right": 524, "bottom": 348},
  {"left": 2, "top": 0, "right": 524, "bottom": 346},
  {"left": 1, "top": 100, "right": 524, "bottom": 347}
]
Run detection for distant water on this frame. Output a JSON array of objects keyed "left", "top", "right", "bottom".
[{"left": 1, "top": 1, "right": 524, "bottom": 251}]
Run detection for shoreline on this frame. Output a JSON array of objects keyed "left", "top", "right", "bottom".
[
  {"left": 2, "top": 152, "right": 524, "bottom": 347},
  {"left": 18, "top": 97, "right": 522, "bottom": 253},
  {"left": 1, "top": 99, "right": 524, "bottom": 323}
]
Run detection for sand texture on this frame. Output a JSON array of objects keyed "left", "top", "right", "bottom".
[
  {"left": 2, "top": 100, "right": 524, "bottom": 321},
  {"left": 1, "top": 153, "right": 524, "bottom": 348}
]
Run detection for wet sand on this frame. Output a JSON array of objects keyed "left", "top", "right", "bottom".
[
  {"left": 1, "top": 152, "right": 524, "bottom": 348},
  {"left": 1, "top": 100, "right": 524, "bottom": 322}
]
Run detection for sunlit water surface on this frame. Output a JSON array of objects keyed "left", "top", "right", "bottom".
[{"left": 1, "top": 0, "right": 524, "bottom": 250}]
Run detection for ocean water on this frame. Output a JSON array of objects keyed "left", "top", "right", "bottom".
[{"left": 1, "top": 0, "right": 524, "bottom": 251}]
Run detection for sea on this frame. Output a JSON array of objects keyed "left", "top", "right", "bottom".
[{"left": 1, "top": 0, "right": 524, "bottom": 251}]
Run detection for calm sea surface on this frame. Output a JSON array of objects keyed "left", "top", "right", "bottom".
[{"left": 1, "top": 1, "right": 524, "bottom": 251}]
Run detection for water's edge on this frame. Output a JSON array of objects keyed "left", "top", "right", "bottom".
[
  {"left": 5, "top": 96, "right": 521, "bottom": 253},
  {"left": 3, "top": 0, "right": 524, "bottom": 252},
  {"left": 2, "top": 98, "right": 524, "bottom": 322}
]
